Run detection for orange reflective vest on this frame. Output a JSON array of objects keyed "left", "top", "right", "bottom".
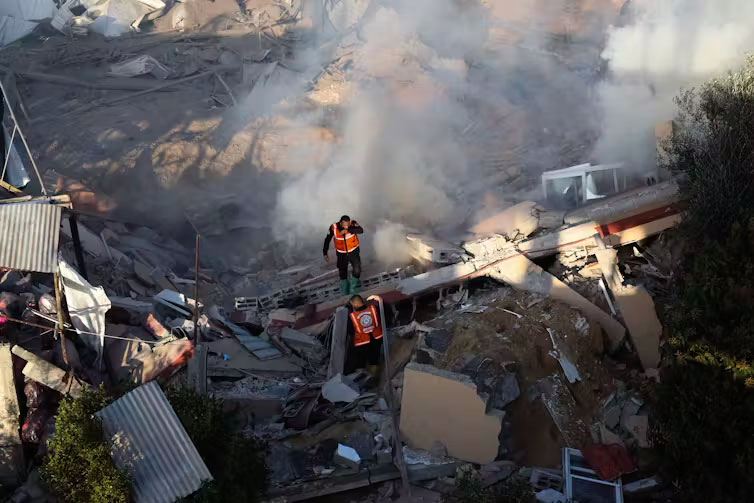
[
  {"left": 333, "top": 223, "right": 359, "bottom": 253},
  {"left": 350, "top": 305, "right": 383, "bottom": 346}
]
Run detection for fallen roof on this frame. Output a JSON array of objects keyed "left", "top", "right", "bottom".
[
  {"left": 96, "top": 381, "right": 212, "bottom": 503},
  {"left": 0, "top": 202, "right": 62, "bottom": 272}
]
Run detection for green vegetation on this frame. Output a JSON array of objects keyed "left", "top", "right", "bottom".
[
  {"left": 444, "top": 471, "right": 535, "bottom": 503},
  {"left": 651, "top": 54, "right": 754, "bottom": 502},
  {"left": 41, "top": 387, "right": 130, "bottom": 503},
  {"left": 168, "top": 387, "right": 269, "bottom": 503}
]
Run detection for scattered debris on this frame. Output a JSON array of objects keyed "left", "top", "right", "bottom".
[{"left": 322, "top": 373, "right": 361, "bottom": 404}]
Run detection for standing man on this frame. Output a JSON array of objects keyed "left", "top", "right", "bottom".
[
  {"left": 323, "top": 215, "right": 364, "bottom": 295},
  {"left": 345, "top": 295, "right": 383, "bottom": 376}
]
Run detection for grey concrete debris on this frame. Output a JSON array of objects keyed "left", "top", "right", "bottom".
[
  {"left": 603, "top": 404, "right": 621, "bottom": 430},
  {"left": 489, "top": 372, "right": 521, "bottom": 410},
  {"left": 334, "top": 444, "right": 361, "bottom": 471},
  {"left": 322, "top": 373, "right": 361, "bottom": 403},
  {"left": 424, "top": 329, "right": 453, "bottom": 353},
  {"left": 280, "top": 327, "right": 323, "bottom": 349}
]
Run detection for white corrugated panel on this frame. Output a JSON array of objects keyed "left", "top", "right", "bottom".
[
  {"left": 0, "top": 203, "right": 61, "bottom": 273},
  {"left": 96, "top": 381, "right": 212, "bottom": 503}
]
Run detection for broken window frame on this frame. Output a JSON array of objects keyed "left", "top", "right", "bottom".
[
  {"left": 542, "top": 163, "right": 627, "bottom": 205},
  {"left": 562, "top": 447, "right": 624, "bottom": 503}
]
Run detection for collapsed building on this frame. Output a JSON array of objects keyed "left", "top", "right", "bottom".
[{"left": 0, "top": 0, "right": 679, "bottom": 502}]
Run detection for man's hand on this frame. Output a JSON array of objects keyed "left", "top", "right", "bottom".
[{"left": 324, "top": 254, "right": 330, "bottom": 263}]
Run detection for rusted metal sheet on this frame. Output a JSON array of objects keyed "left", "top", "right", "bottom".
[
  {"left": 0, "top": 203, "right": 62, "bottom": 273},
  {"left": 96, "top": 381, "right": 212, "bottom": 503}
]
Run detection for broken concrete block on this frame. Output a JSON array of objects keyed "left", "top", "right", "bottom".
[
  {"left": 424, "top": 329, "right": 453, "bottom": 353},
  {"left": 623, "top": 415, "right": 650, "bottom": 448},
  {"left": 405, "top": 235, "right": 464, "bottom": 265},
  {"left": 11, "top": 346, "right": 89, "bottom": 398},
  {"left": 133, "top": 261, "right": 156, "bottom": 286},
  {"left": 489, "top": 372, "right": 520, "bottom": 410},
  {"left": 603, "top": 405, "right": 621, "bottom": 430},
  {"left": 322, "top": 373, "right": 361, "bottom": 403},
  {"left": 471, "top": 201, "right": 539, "bottom": 239},
  {"left": 334, "top": 444, "right": 361, "bottom": 471},
  {"left": 400, "top": 363, "right": 504, "bottom": 464},
  {"left": 280, "top": 327, "right": 322, "bottom": 349},
  {"left": 598, "top": 423, "right": 624, "bottom": 447},
  {"left": 480, "top": 460, "right": 516, "bottom": 488}
]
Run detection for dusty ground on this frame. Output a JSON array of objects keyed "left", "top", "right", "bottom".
[{"left": 430, "top": 287, "right": 617, "bottom": 467}]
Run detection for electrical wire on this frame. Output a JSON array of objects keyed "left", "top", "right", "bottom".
[{"left": 3, "top": 316, "right": 161, "bottom": 345}]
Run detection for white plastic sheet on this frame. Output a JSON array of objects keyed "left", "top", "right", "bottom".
[{"left": 59, "top": 259, "right": 111, "bottom": 370}]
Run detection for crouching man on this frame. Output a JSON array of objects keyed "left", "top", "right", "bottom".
[{"left": 344, "top": 295, "right": 383, "bottom": 376}]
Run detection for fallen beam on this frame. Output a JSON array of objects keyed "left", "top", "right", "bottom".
[{"left": 11, "top": 345, "right": 89, "bottom": 398}]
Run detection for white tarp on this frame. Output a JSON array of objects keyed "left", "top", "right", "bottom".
[
  {"left": 81, "top": 0, "right": 165, "bottom": 37},
  {"left": 59, "top": 259, "right": 111, "bottom": 370},
  {"left": 0, "top": 0, "right": 55, "bottom": 46}
]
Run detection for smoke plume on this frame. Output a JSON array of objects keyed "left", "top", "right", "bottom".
[
  {"left": 268, "top": 0, "right": 606, "bottom": 264},
  {"left": 594, "top": 0, "right": 754, "bottom": 168}
]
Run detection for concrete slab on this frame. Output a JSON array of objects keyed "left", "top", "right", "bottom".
[
  {"left": 595, "top": 248, "right": 661, "bottom": 369},
  {"left": 205, "top": 338, "right": 301, "bottom": 377},
  {"left": 12, "top": 345, "right": 89, "bottom": 398},
  {"left": 400, "top": 363, "right": 503, "bottom": 464},
  {"left": 322, "top": 373, "right": 361, "bottom": 403}
]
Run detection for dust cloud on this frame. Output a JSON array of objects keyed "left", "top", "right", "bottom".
[
  {"left": 593, "top": 0, "right": 754, "bottom": 168},
  {"left": 268, "top": 0, "right": 603, "bottom": 264}
]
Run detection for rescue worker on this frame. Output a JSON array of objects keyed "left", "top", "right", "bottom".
[
  {"left": 345, "top": 295, "right": 383, "bottom": 375},
  {"left": 323, "top": 215, "right": 364, "bottom": 295}
]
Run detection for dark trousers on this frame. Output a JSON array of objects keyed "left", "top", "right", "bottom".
[
  {"left": 345, "top": 338, "right": 382, "bottom": 374},
  {"left": 336, "top": 249, "right": 361, "bottom": 280}
]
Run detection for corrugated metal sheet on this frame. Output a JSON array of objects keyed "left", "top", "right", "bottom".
[
  {"left": 96, "top": 381, "right": 212, "bottom": 503},
  {"left": 0, "top": 203, "right": 61, "bottom": 273}
]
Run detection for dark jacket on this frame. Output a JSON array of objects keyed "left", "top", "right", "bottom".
[{"left": 323, "top": 221, "right": 364, "bottom": 256}]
